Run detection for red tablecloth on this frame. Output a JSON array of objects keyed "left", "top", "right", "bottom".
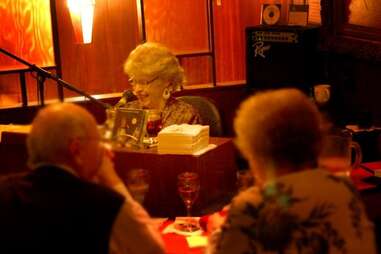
[
  {"left": 351, "top": 161, "right": 381, "bottom": 191},
  {"left": 351, "top": 161, "right": 381, "bottom": 221}
]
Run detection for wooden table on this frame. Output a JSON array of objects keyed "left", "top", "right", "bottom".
[
  {"left": 0, "top": 131, "right": 238, "bottom": 217},
  {"left": 113, "top": 137, "right": 237, "bottom": 217}
]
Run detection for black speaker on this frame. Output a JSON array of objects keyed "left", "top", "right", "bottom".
[{"left": 246, "top": 25, "right": 320, "bottom": 93}]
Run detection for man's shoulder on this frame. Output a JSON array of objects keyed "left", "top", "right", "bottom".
[{"left": 82, "top": 179, "right": 125, "bottom": 203}]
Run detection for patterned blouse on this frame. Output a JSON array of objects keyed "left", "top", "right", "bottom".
[
  {"left": 207, "top": 169, "right": 377, "bottom": 254},
  {"left": 118, "top": 97, "right": 201, "bottom": 128}
]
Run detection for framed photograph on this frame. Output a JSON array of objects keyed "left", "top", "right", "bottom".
[
  {"left": 112, "top": 108, "right": 148, "bottom": 148},
  {"left": 321, "top": 0, "right": 381, "bottom": 61}
]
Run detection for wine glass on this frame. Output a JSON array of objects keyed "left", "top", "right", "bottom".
[
  {"left": 177, "top": 172, "right": 200, "bottom": 232},
  {"left": 126, "top": 168, "right": 150, "bottom": 204},
  {"left": 146, "top": 110, "right": 163, "bottom": 137},
  {"left": 101, "top": 108, "right": 116, "bottom": 140}
]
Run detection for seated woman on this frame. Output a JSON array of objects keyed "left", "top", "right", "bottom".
[
  {"left": 207, "top": 89, "right": 376, "bottom": 254},
  {"left": 116, "top": 42, "right": 201, "bottom": 127}
]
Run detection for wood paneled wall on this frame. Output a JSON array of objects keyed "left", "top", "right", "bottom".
[
  {"left": 55, "top": 0, "right": 141, "bottom": 97},
  {"left": 0, "top": 0, "right": 141, "bottom": 107},
  {"left": 0, "top": 0, "right": 55, "bottom": 71},
  {"left": 144, "top": 0, "right": 210, "bottom": 53},
  {"left": 144, "top": 0, "right": 260, "bottom": 85},
  {"left": 214, "top": 0, "right": 260, "bottom": 83},
  {"left": 0, "top": 0, "right": 261, "bottom": 108},
  {"left": 0, "top": 0, "right": 55, "bottom": 107},
  {"left": 144, "top": 0, "right": 212, "bottom": 85}
]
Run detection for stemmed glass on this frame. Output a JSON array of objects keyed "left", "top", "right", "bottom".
[
  {"left": 146, "top": 110, "right": 163, "bottom": 137},
  {"left": 144, "top": 110, "right": 163, "bottom": 146},
  {"left": 126, "top": 168, "right": 150, "bottom": 204},
  {"left": 101, "top": 108, "right": 116, "bottom": 140},
  {"left": 177, "top": 172, "right": 200, "bottom": 232}
]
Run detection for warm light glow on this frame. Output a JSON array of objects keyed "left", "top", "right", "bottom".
[{"left": 67, "top": 0, "right": 95, "bottom": 44}]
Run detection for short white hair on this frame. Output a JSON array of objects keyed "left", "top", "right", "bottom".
[
  {"left": 234, "top": 89, "right": 323, "bottom": 169},
  {"left": 27, "top": 103, "right": 93, "bottom": 168},
  {"left": 124, "top": 42, "right": 185, "bottom": 91}
]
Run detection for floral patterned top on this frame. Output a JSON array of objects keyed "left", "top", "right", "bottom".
[
  {"left": 119, "top": 97, "right": 201, "bottom": 128},
  {"left": 207, "top": 169, "right": 376, "bottom": 254}
]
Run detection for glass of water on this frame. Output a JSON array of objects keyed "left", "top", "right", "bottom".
[{"left": 126, "top": 168, "right": 150, "bottom": 204}]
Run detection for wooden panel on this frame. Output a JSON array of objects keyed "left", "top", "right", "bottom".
[
  {"left": 0, "top": 70, "right": 59, "bottom": 107},
  {"left": 309, "top": 0, "right": 321, "bottom": 24},
  {"left": 214, "top": 0, "right": 260, "bottom": 83},
  {"left": 348, "top": 0, "right": 381, "bottom": 27},
  {"left": 0, "top": 0, "right": 55, "bottom": 71},
  {"left": 144, "top": 0, "right": 209, "bottom": 53},
  {"left": 0, "top": 74, "right": 21, "bottom": 107},
  {"left": 0, "top": 0, "right": 258, "bottom": 107},
  {"left": 56, "top": 0, "right": 141, "bottom": 98},
  {"left": 180, "top": 56, "right": 212, "bottom": 85},
  {"left": 144, "top": 0, "right": 260, "bottom": 86},
  {"left": 0, "top": 0, "right": 57, "bottom": 107},
  {"left": 0, "top": 0, "right": 141, "bottom": 108}
]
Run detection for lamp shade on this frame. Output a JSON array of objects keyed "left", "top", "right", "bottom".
[{"left": 67, "top": 0, "right": 95, "bottom": 44}]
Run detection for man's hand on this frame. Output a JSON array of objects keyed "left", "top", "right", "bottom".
[{"left": 94, "top": 144, "right": 124, "bottom": 188}]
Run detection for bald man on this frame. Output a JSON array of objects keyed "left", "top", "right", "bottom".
[{"left": 0, "top": 103, "right": 164, "bottom": 254}]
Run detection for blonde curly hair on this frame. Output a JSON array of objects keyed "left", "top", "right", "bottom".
[
  {"left": 234, "top": 88, "right": 323, "bottom": 170},
  {"left": 124, "top": 42, "right": 185, "bottom": 91}
]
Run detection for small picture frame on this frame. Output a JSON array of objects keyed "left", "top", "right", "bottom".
[{"left": 112, "top": 108, "right": 148, "bottom": 148}]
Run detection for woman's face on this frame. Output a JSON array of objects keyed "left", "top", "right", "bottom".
[{"left": 131, "top": 77, "right": 169, "bottom": 109}]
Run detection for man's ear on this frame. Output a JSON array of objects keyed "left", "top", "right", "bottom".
[
  {"left": 69, "top": 138, "right": 82, "bottom": 166},
  {"left": 69, "top": 138, "right": 80, "bottom": 154}
]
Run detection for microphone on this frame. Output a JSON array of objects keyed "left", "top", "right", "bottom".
[{"left": 115, "top": 90, "right": 137, "bottom": 108}]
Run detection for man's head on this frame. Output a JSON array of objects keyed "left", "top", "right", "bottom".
[
  {"left": 27, "top": 103, "right": 103, "bottom": 179},
  {"left": 234, "top": 89, "right": 323, "bottom": 174}
]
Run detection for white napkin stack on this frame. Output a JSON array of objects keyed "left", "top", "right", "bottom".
[{"left": 158, "top": 124, "right": 209, "bottom": 155}]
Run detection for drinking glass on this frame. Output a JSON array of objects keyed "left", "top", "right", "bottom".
[
  {"left": 126, "top": 168, "right": 150, "bottom": 204},
  {"left": 313, "top": 84, "right": 331, "bottom": 106},
  {"left": 146, "top": 110, "right": 163, "bottom": 137},
  {"left": 101, "top": 108, "right": 116, "bottom": 140},
  {"left": 318, "top": 129, "right": 362, "bottom": 177},
  {"left": 177, "top": 172, "right": 200, "bottom": 232}
]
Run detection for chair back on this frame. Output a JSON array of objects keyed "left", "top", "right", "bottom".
[{"left": 177, "top": 96, "right": 223, "bottom": 136}]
